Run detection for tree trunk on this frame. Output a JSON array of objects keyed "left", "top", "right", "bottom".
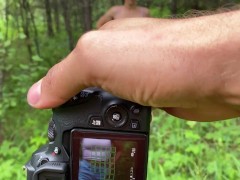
[
  {"left": 53, "top": 0, "right": 60, "bottom": 33},
  {"left": 81, "top": 0, "right": 92, "bottom": 32},
  {"left": 27, "top": 1, "right": 40, "bottom": 56},
  {"left": 45, "top": 0, "right": 54, "bottom": 37},
  {"left": 110, "top": 0, "right": 121, "bottom": 6},
  {"left": 146, "top": 0, "right": 153, "bottom": 8},
  {"left": 61, "top": 0, "right": 74, "bottom": 50},
  {"left": 192, "top": 0, "right": 199, "bottom": 10},
  {"left": 5, "top": 1, "right": 9, "bottom": 40},
  {"left": 0, "top": 46, "right": 4, "bottom": 101},
  {"left": 19, "top": 0, "right": 33, "bottom": 60},
  {"left": 73, "top": 0, "right": 81, "bottom": 31},
  {"left": 170, "top": 0, "right": 178, "bottom": 15}
]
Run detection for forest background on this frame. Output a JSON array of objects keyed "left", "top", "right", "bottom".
[{"left": 0, "top": 0, "right": 240, "bottom": 179}]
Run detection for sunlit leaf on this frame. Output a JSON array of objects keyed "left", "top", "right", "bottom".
[
  {"left": 4, "top": 40, "right": 11, "bottom": 48},
  {"left": 19, "top": 33, "right": 26, "bottom": 39},
  {"left": 32, "top": 55, "right": 43, "bottom": 62}
]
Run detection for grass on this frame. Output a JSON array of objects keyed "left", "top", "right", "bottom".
[{"left": 147, "top": 109, "right": 240, "bottom": 179}]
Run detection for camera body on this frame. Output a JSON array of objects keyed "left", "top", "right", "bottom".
[{"left": 25, "top": 88, "right": 151, "bottom": 180}]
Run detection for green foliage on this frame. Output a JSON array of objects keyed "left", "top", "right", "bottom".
[
  {"left": 0, "top": 1, "right": 240, "bottom": 180},
  {"left": 147, "top": 110, "right": 240, "bottom": 179},
  {"left": 0, "top": 125, "right": 47, "bottom": 180},
  {"left": 150, "top": 7, "right": 171, "bottom": 18},
  {"left": 0, "top": 3, "right": 66, "bottom": 178}
]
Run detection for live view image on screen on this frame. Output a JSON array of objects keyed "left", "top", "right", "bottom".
[{"left": 71, "top": 131, "right": 147, "bottom": 180}]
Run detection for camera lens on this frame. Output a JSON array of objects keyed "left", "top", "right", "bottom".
[{"left": 105, "top": 105, "right": 128, "bottom": 128}]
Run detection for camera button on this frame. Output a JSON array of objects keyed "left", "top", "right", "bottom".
[
  {"left": 105, "top": 105, "right": 128, "bottom": 128},
  {"left": 54, "top": 147, "right": 61, "bottom": 155},
  {"left": 89, "top": 116, "right": 103, "bottom": 127},
  {"left": 112, "top": 112, "right": 121, "bottom": 121},
  {"left": 131, "top": 106, "right": 141, "bottom": 115},
  {"left": 63, "top": 89, "right": 94, "bottom": 106},
  {"left": 130, "top": 119, "right": 140, "bottom": 129}
]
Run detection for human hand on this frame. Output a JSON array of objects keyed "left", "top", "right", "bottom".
[{"left": 27, "top": 13, "right": 240, "bottom": 121}]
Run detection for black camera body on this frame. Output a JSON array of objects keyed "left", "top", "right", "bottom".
[{"left": 25, "top": 88, "right": 151, "bottom": 180}]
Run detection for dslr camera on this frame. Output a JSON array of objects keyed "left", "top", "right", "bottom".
[{"left": 25, "top": 88, "right": 151, "bottom": 180}]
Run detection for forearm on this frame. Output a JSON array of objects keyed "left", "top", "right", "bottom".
[
  {"left": 209, "top": 11, "right": 240, "bottom": 108},
  {"left": 157, "top": 11, "right": 240, "bottom": 106},
  {"left": 150, "top": 11, "right": 240, "bottom": 119}
]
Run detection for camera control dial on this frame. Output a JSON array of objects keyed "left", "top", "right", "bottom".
[
  {"left": 105, "top": 105, "right": 128, "bottom": 128},
  {"left": 48, "top": 119, "right": 56, "bottom": 142}
]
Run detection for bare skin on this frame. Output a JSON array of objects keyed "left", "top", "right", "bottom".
[
  {"left": 96, "top": 0, "right": 149, "bottom": 29},
  {"left": 27, "top": 11, "right": 240, "bottom": 121}
]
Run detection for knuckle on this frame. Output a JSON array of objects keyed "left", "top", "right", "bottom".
[
  {"left": 74, "top": 31, "right": 102, "bottom": 86},
  {"left": 75, "top": 31, "right": 99, "bottom": 65},
  {"left": 76, "top": 31, "right": 98, "bottom": 51}
]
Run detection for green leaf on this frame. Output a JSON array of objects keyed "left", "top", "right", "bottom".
[
  {"left": 10, "top": 100, "right": 17, "bottom": 107},
  {"left": 0, "top": 48, "right": 6, "bottom": 54},
  {"left": 186, "top": 145, "right": 201, "bottom": 155},
  {"left": 0, "top": 32, "right": 3, "bottom": 40},
  {"left": 4, "top": 40, "right": 11, "bottom": 48},
  {"left": 0, "top": 159, "right": 15, "bottom": 179},
  {"left": 19, "top": 33, "right": 26, "bottom": 39},
  {"left": 185, "top": 130, "right": 201, "bottom": 140},
  {"left": 32, "top": 55, "right": 43, "bottom": 62},
  {"left": 0, "top": 141, "right": 13, "bottom": 157},
  {"left": 207, "top": 161, "right": 217, "bottom": 174},
  {"left": 186, "top": 121, "right": 197, "bottom": 128},
  {"left": 19, "top": 64, "right": 29, "bottom": 70}
]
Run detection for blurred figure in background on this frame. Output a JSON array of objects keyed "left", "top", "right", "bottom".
[{"left": 96, "top": 0, "right": 149, "bottom": 29}]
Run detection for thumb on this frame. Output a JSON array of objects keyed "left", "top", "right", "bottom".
[{"left": 27, "top": 37, "right": 94, "bottom": 109}]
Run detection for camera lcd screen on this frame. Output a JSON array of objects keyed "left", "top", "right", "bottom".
[{"left": 71, "top": 129, "right": 148, "bottom": 180}]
